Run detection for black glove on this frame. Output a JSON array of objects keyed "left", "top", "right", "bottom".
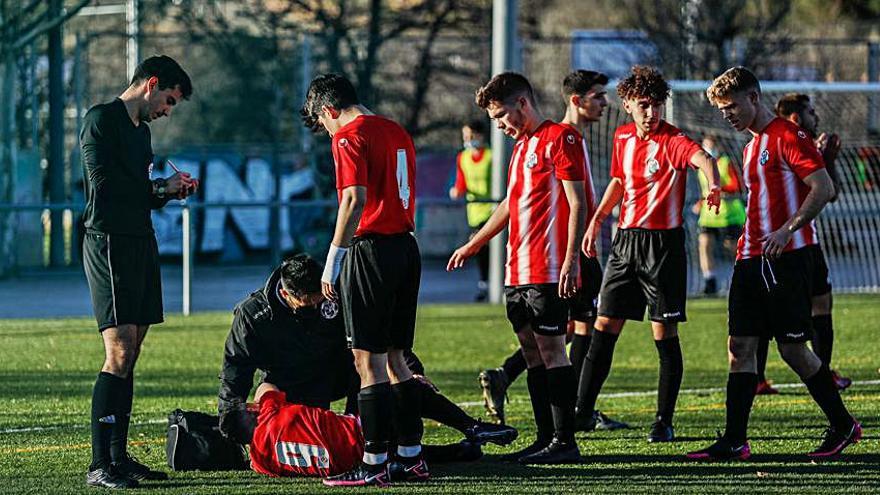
[{"left": 218, "top": 403, "right": 256, "bottom": 445}]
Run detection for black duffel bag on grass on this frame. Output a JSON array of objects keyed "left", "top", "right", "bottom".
[{"left": 165, "top": 409, "right": 249, "bottom": 471}]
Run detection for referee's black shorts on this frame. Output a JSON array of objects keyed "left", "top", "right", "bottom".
[
  {"left": 728, "top": 247, "right": 815, "bottom": 344},
  {"left": 569, "top": 254, "right": 602, "bottom": 322},
  {"left": 598, "top": 227, "right": 687, "bottom": 323},
  {"left": 82, "top": 231, "right": 164, "bottom": 331},
  {"left": 808, "top": 244, "right": 832, "bottom": 296},
  {"left": 339, "top": 233, "right": 421, "bottom": 353}
]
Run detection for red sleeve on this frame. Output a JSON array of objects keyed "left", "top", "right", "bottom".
[
  {"left": 666, "top": 130, "right": 703, "bottom": 170},
  {"left": 453, "top": 152, "right": 466, "bottom": 193},
  {"left": 552, "top": 129, "right": 586, "bottom": 181},
  {"left": 782, "top": 128, "right": 825, "bottom": 180},
  {"left": 332, "top": 133, "right": 369, "bottom": 190},
  {"left": 259, "top": 390, "right": 284, "bottom": 415},
  {"left": 722, "top": 159, "right": 742, "bottom": 194},
  {"left": 610, "top": 135, "right": 623, "bottom": 180}
]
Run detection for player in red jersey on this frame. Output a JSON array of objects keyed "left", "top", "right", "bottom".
[
  {"left": 687, "top": 67, "right": 860, "bottom": 461},
  {"left": 448, "top": 72, "right": 587, "bottom": 464},
  {"left": 578, "top": 66, "right": 722, "bottom": 443},
  {"left": 250, "top": 383, "right": 364, "bottom": 478},
  {"left": 752, "top": 94, "right": 851, "bottom": 394},
  {"left": 301, "top": 73, "right": 424, "bottom": 487}
]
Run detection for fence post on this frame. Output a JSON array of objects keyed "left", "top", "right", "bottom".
[
  {"left": 869, "top": 42, "right": 879, "bottom": 134},
  {"left": 182, "top": 202, "right": 192, "bottom": 316}
]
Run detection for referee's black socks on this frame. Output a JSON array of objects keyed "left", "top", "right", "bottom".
[
  {"left": 110, "top": 372, "right": 134, "bottom": 463},
  {"left": 90, "top": 372, "right": 127, "bottom": 470},
  {"left": 804, "top": 365, "right": 853, "bottom": 432},
  {"left": 546, "top": 365, "right": 577, "bottom": 443},
  {"left": 655, "top": 337, "right": 683, "bottom": 424},
  {"left": 502, "top": 349, "right": 528, "bottom": 385},
  {"left": 724, "top": 372, "right": 758, "bottom": 444},
  {"left": 359, "top": 382, "right": 392, "bottom": 464},
  {"left": 575, "top": 330, "right": 619, "bottom": 419},
  {"left": 419, "top": 381, "right": 474, "bottom": 433},
  {"left": 391, "top": 378, "right": 424, "bottom": 454},
  {"left": 811, "top": 315, "right": 834, "bottom": 368},
  {"left": 526, "top": 366, "right": 554, "bottom": 442}
]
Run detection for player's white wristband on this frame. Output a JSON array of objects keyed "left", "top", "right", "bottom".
[{"left": 322, "top": 244, "right": 348, "bottom": 285}]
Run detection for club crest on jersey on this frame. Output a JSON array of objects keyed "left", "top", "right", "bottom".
[
  {"left": 646, "top": 158, "right": 660, "bottom": 175},
  {"left": 565, "top": 134, "right": 576, "bottom": 145},
  {"left": 759, "top": 149, "right": 770, "bottom": 166},
  {"left": 320, "top": 300, "right": 339, "bottom": 320},
  {"left": 525, "top": 153, "right": 538, "bottom": 169},
  {"left": 797, "top": 130, "right": 807, "bottom": 139},
  {"left": 338, "top": 138, "right": 348, "bottom": 147}
]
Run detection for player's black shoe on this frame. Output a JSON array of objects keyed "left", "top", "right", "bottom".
[
  {"left": 517, "top": 438, "right": 581, "bottom": 465},
  {"left": 686, "top": 433, "right": 751, "bottom": 461},
  {"left": 647, "top": 419, "right": 675, "bottom": 443},
  {"left": 85, "top": 465, "right": 139, "bottom": 489},
  {"left": 575, "top": 410, "right": 630, "bottom": 432},
  {"left": 464, "top": 420, "right": 518, "bottom": 446},
  {"left": 387, "top": 455, "right": 430, "bottom": 482},
  {"left": 323, "top": 462, "right": 391, "bottom": 487},
  {"left": 807, "top": 420, "right": 861, "bottom": 459},
  {"left": 113, "top": 453, "right": 168, "bottom": 481},
  {"left": 499, "top": 438, "right": 550, "bottom": 463},
  {"left": 478, "top": 368, "right": 509, "bottom": 424}
]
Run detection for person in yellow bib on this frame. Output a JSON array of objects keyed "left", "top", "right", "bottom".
[
  {"left": 450, "top": 120, "right": 494, "bottom": 301},
  {"left": 693, "top": 135, "right": 746, "bottom": 295}
]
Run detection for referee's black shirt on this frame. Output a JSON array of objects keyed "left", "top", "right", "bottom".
[{"left": 80, "top": 98, "right": 168, "bottom": 236}]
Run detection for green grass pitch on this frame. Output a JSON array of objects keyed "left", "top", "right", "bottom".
[{"left": 1, "top": 296, "right": 878, "bottom": 494}]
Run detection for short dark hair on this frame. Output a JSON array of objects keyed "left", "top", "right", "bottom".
[
  {"left": 279, "top": 254, "right": 322, "bottom": 297},
  {"left": 475, "top": 72, "right": 536, "bottom": 109},
  {"left": 464, "top": 119, "right": 487, "bottom": 136},
  {"left": 617, "top": 66, "right": 670, "bottom": 103},
  {"left": 775, "top": 93, "right": 811, "bottom": 117},
  {"left": 130, "top": 55, "right": 192, "bottom": 99},
  {"left": 562, "top": 70, "right": 609, "bottom": 98},
  {"left": 300, "top": 73, "right": 360, "bottom": 132},
  {"left": 707, "top": 66, "right": 761, "bottom": 104}
]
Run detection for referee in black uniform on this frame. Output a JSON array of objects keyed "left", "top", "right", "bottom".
[{"left": 81, "top": 55, "right": 195, "bottom": 489}]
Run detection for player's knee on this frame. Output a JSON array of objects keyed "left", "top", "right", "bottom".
[
  {"left": 386, "top": 351, "right": 413, "bottom": 383},
  {"left": 777, "top": 342, "right": 819, "bottom": 376},
  {"left": 811, "top": 293, "right": 832, "bottom": 315},
  {"left": 595, "top": 317, "right": 623, "bottom": 334},
  {"left": 727, "top": 337, "right": 757, "bottom": 372}
]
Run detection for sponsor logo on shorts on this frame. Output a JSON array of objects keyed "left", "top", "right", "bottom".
[
  {"left": 662, "top": 311, "right": 681, "bottom": 318},
  {"left": 537, "top": 324, "right": 560, "bottom": 332},
  {"left": 98, "top": 415, "right": 116, "bottom": 424},
  {"left": 785, "top": 332, "right": 805, "bottom": 339},
  {"left": 320, "top": 300, "right": 339, "bottom": 320}
]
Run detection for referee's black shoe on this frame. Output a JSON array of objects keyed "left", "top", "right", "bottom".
[
  {"left": 518, "top": 437, "right": 581, "bottom": 465},
  {"left": 648, "top": 419, "right": 675, "bottom": 443},
  {"left": 86, "top": 464, "right": 139, "bottom": 489},
  {"left": 499, "top": 438, "right": 550, "bottom": 462},
  {"left": 464, "top": 421, "right": 518, "bottom": 446},
  {"left": 113, "top": 453, "right": 169, "bottom": 481}
]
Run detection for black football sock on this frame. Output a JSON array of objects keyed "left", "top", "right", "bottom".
[
  {"left": 419, "top": 380, "right": 474, "bottom": 433},
  {"left": 569, "top": 333, "right": 591, "bottom": 388},
  {"left": 90, "top": 372, "right": 126, "bottom": 470},
  {"left": 359, "top": 382, "right": 392, "bottom": 464},
  {"left": 655, "top": 337, "right": 683, "bottom": 424},
  {"left": 501, "top": 349, "right": 528, "bottom": 384},
  {"left": 575, "top": 330, "right": 619, "bottom": 419},
  {"left": 811, "top": 315, "right": 834, "bottom": 368},
  {"left": 110, "top": 372, "right": 134, "bottom": 463},
  {"left": 804, "top": 365, "right": 853, "bottom": 432},
  {"left": 391, "top": 379, "right": 424, "bottom": 450},
  {"left": 526, "top": 365, "right": 553, "bottom": 442},
  {"left": 723, "top": 372, "right": 758, "bottom": 444},
  {"left": 756, "top": 337, "right": 770, "bottom": 382},
  {"left": 546, "top": 365, "right": 577, "bottom": 443}
]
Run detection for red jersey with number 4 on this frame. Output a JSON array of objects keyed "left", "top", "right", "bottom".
[
  {"left": 506, "top": 121, "right": 586, "bottom": 286},
  {"left": 250, "top": 391, "right": 363, "bottom": 478},
  {"left": 737, "top": 118, "right": 824, "bottom": 260},
  {"left": 332, "top": 115, "right": 416, "bottom": 237},
  {"left": 610, "top": 121, "right": 702, "bottom": 230},
  {"left": 558, "top": 123, "right": 598, "bottom": 220}
]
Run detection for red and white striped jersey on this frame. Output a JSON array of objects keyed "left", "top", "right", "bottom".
[
  {"left": 610, "top": 121, "right": 702, "bottom": 230},
  {"left": 506, "top": 121, "right": 586, "bottom": 286},
  {"left": 558, "top": 123, "right": 598, "bottom": 220},
  {"left": 736, "top": 118, "right": 825, "bottom": 260}
]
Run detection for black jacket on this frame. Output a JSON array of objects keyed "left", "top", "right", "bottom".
[{"left": 217, "top": 268, "right": 352, "bottom": 414}]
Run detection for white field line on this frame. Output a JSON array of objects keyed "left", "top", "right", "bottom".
[{"left": 3, "top": 379, "right": 880, "bottom": 435}]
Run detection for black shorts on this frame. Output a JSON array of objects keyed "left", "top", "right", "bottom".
[
  {"left": 809, "top": 244, "right": 832, "bottom": 296},
  {"left": 505, "top": 284, "right": 569, "bottom": 336},
  {"left": 728, "top": 247, "right": 815, "bottom": 343},
  {"left": 569, "top": 254, "right": 602, "bottom": 322},
  {"left": 598, "top": 227, "right": 687, "bottom": 323},
  {"left": 339, "top": 233, "right": 421, "bottom": 353},
  {"left": 83, "top": 232, "right": 164, "bottom": 331},
  {"left": 699, "top": 225, "right": 742, "bottom": 241}
]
